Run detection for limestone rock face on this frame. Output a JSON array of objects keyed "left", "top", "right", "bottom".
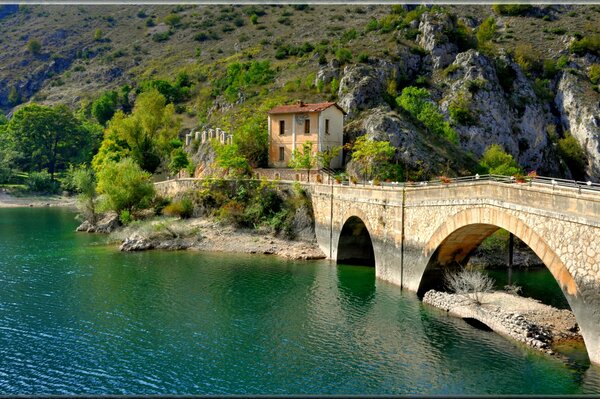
[
  {"left": 440, "top": 50, "right": 558, "bottom": 174},
  {"left": 338, "top": 64, "right": 393, "bottom": 118},
  {"left": 314, "top": 59, "right": 340, "bottom": 88},
  {"left": 417, "top": 12, "right": 458, "bottom": 70},
  {"left": 555, "top": 71, "right": 600, "bottom": 179},
  {"left": 76, "top": 212, "right": 119, "bottom": 234}
]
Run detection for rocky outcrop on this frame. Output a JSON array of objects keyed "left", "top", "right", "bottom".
[
  {"left": 314, "top": 59, "right": 340, "bottom": 88},
  {"left": 423, "top": 290, "right": 580, "bottom": 354},
  {"left": 417, "top": 12, "right": 458, "bottom": 70},
  {"left": 555, "top": 70, "right": 600, "bottom": 179},
  {"left": 76, "top": 213, "right": 119, "bottom": 234},
  {"left": 337, "top": 63, "right": 395, "bottom": 118},
  {"left": 440, "top": 50, "right": 559, "bottom": 174}
]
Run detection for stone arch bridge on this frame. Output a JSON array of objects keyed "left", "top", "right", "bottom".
[{"left": 310, "top": 179, "right": 600, "bottom": 365}]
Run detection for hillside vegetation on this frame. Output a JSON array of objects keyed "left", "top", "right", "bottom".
[{"left": 1, "top": 4, "right": 600, "bottom": 184}]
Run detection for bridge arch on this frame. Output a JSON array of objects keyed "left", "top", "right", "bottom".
[
  {"left": 336, "top": 213, "right": 376, "bottom": 267},
  {"left": 416, "top": 206, "right": 597, "bottom": 360}
]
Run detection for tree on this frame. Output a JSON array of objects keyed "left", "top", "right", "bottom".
[
  {"left": 288, "top": 141, "right": 316, "bottom": 182},
  {"left": 349, "top": 136, "right": 395, "bottom": 181},
  {"left": 444, "top": 267, "right": 495, "bottom": 305},
  {"left": 479, "top": 144, "right": 522, "bottom": 176},
  {"left": 317, "top": 145, "right": 342, "bottom": 169},
  {"left": 91, "top": 90, "right": 118, "bottom": 125},
  {"left": 214, "top": 142, "right": 250, "bottom": 177},
  {"left": 476, "top": 16, "right": 496, "bottom": 43},
  {"left": 168, "top": 148, "right": 190, "bottom": 176},
  {"left": 5, "top": 103, "right": 98, "bottom": 179},
  {"left": 72, "top": 166, "right": 98, "bottom": 225},
  {"left": 8, "top": 86, "right": 20, "bottom": 106},
  {"left": 96, "top": 157, "right": 155, "bottom": 214},
  {"left": 26, "top": 39, "right": 41, "bottom": 55},
  {"left": 94, "top": 89, "right": 180, "bottom": 173}
]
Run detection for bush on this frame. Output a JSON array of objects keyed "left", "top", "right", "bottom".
[
  {"left": 449, "top": 93, "right": 477, "bottom": 125},
  {"left": 492, "top": 4, "right": 532, "bottom": 16},
  {"left": 532, "top": 78, "right": 553, "bottom": 101},
  {"left": 152, "top": 31, "right": 170, "bottom": 42},
  {"left": 119, "top": 210, "right": 132, "bottom": 225},
  {"left": 163, "top": 198, "right": 194, "bottom": 219},
  {"left": 558, "top": 133, "right": 587, "bottom": 178},
  {"left": 164, "top": 13, "right": 181, "bottom": 28},
  {"left": 335, "top": 48, "right": 352, "bottom": 64},
  {"left": 570, "top": 34, "right": 600, "bottom": 56},
  {"left": 212, "top": 60, "right": 276, "bottom": 102},
  {"left": 26, "top": 39, "right": 41, "bottom": 55},
  {"left": 444, "top": 267, "right": 495, "bottom": 305},
  {"left": 476, "top": 16, "right": 496, "bottom": 44},
  {"left": 26, "top": 170, "right": 57, "bottom": 193},
  {"left": 514, "top": 43, "right": 542, "bottom": 75},
  {"left": 479, "top": 144, "right": 521, "bottom": 176},
  {"left": 589, "top": 64, "right": 600, "bottom": 84},
  {"left": 96, "top": 158, "right": 155, "bottom": 214}
]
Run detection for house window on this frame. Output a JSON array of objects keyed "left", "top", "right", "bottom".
[
  {"left": 279, "top": 147, "right": 285, "bottom": 161},
  {"left": 304, "top": 118, "right": 310, "bottom": 134},
  {"left": 279, "top": 120, "right": 285, "bottom": 135},
  {"left": 325, "top": 119, "right": 330, "bottom": 135}
]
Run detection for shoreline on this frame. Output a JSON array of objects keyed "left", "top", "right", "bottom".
[{"left": 0, "top": 190, "right": 77, "bottom": 208}]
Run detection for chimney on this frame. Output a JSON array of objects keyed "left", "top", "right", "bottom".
[{"left": 298, "top": 100, "right": 305, "bottom": 107}]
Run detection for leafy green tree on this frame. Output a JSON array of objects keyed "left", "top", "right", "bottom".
[
  {"left": 168, "top": 147, "right": 191, "bottom": 176},
  {"left": 479, "top": 144, "right": 522, "bottom": 176},
  {"left": 317, "top": 145, "right": 342, "bottom": 169},
  {"left": 91, "top": 90, "right": 119, "bottom": 125},
  {"left": 213, "top": 142, "right": 250, "bottom": 177},
  {"left": 288, "top": 141, "right": 316, "bottom": 182},
  {"left": 93, "top": 28, "right": 104, "bottom": 41},
  {"left": 96, "top": 157, "right": 155, "bottom": 214},
  {"left": 349, "top": 136, "right": 395, "bottom": 181},
  {"left": 5, "top": 103, "right": 98, "bottom": 179},
  {"left": 94, "top": 89, "right": 180, "bottom": 173},
  {"left": 589, "top": 64, "right": 600, "bottom": 84},
  {"left": 72, "top": 166, "right": 98, "bottom": 225}
]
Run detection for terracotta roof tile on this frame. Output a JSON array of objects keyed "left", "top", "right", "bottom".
[{"left": 268, "top": 102, "right": 346, "bottom": 115}]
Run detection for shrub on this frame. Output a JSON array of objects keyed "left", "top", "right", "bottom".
[
  {"left": 26, "top": 170, "right": 57, "bottom": 193},
  {"left": 514, "top": 43, "right": 542, "bottom": 74},
  {"left": 589, "top": 64, "right": 600, "bottom": 84},
  {"left": 558, "top": 133, "right": 587, "bottom": 178},
  {"left": 570, "top": 34, "right": 600, "bottom": 56},
  {"left": 476, "top": 16, "right": 496, "bottom": 44},
  {"left": 449, "top": 93, "right": 477, "bottom": 125},
  {"left": 444, "top": 267, "right": 495, "bottom": 305},
  {"left": 164, "top": 13, "right": 181, "bottom": 27},
  {"left": 96, "top": 158, "right": 155, "bottom": 214},
  {"left": 335, "top": 48, "right": 352, "bottom": 64},
  {"left": 479, "top": 144, "right": 522, "bottom": 176},
  {"left": 365, "top": 18, "right": 379, "bottom": 33},
  {"left": 163, "top": 198, "right": 194, "bottom": 219},
  {"left": 212, "top": 60, "right": 276, "bottom": 102},
  {"left": 152, "top": 31, "right": 170, "bottom": 42},
  {"left": 250, "top": 14, "right": 258, "bottom": 24},
  {"left": 492, "top": 4, "right": 532, "bottom": 16},
  {"left": 26, "top": 39, "right": 42, "bottom": 55},
  {"left": 532, "top": 78, "right": 554, "bottom": 101}
]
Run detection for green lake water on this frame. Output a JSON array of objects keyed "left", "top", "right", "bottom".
[{"left": 1, "top": 207, "right": 599, "bottom": 395}]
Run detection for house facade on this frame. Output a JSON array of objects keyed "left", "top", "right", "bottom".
[{"left": 267, "top": 101, "right": 345, "bottom": 169}]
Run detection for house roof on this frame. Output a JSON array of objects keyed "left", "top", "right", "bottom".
[{"left": 267, "top": 101, "right": 346, "bottom": 115}]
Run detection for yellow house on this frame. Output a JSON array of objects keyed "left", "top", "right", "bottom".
[{"left": 267, "top": 101, "right": 345, "bottom": 169}]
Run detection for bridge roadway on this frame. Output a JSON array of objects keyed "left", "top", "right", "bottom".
[{"left": 155, "top": 175, "right": 600, "bottom": 365}]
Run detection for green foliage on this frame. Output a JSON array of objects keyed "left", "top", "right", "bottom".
[
  {"left": 163, "top": 198, "right": 193, "bottom": 219},
  {"left": 213, "top": 142, "right": 250, "bottom": 177},
  {"left": 93, "top": 90, "right": 180, "bottom": 174},
  {"left": 446, "top": 19, "right": 476, "bottom": 52},
  {"left": 317, "top": 146, "right": 342, "bottom": 169},
  {"left": 93, "top": 28, "right": 103, "bottom": 41},
  {"left": 138, "top": 76, "right": 190, "bottom": 104},
  {"left": 514, "top": 43, "right": 542, "bottom": 74},
  {"left": 556, "top": 55, "right": 569, "bottom": 69},
  {"left": 330, "top": 78, "right": 340, "bottom": 95},
  {"left": 570, "top": 34, "right": 600, "bottom": 56},
  {"left": 8, "top": 86, "right": 20, "bottom": 106},
  {"left": 164, "top": 13, "right": 181, "bottom": 27},
  {"left": 5, "top": 103, "right": 100, "bottom": 178},
  {"left": 26, "top": 39, "right": 41, "bottom": 55},
  {"left": 396, "top": 86, "right": 459, "bottom": 144},
  {"left": 231, "top": 99, "right": 279, "bottom": 168},
  {"left": 274, "top": 42, "right": 314, "bottom": 60},
  {"left": 91, "top": 90, "right": 118, "bottom": 125},
  {"left": 476, "top": 16, "right": 497, "bottom": 44},
  {"left": 288, "top": 141, "right": 316, "bottom": 182},
  {"left": 542, "top": 59, "right": 558, "bottom": 78},
  {"left": 119, "top": 210, "right": 132, "bottom": 225},
  {"left": 96, "top": 157, "right": 155, "bottom": 214},
  {"left": 492, "top": 4, "right": 532, "bottom": 16},
  {"left": 335, "top": 48, "right": 353, "bottom": 64},
  {"left": 495, "top": 59, "right": 516, "bottom": 92},
  {"left": 479, "top": 144, "right": 522, "bottom": 176},
  {"left": 26, "top": 170, "right": 58, "bottom": 193},
  {"left": 558, "top": 133, "right": 587, "bottom": 178},
  {"left": 449, "top": 93, "right": 477, "bottom": 125},
  {"left": 213, "top": 60, "right": 276, "bottom": 102},
  {"left": 349, "top": 135, "right": 395, "bottom": 181},
  {"left": 71, "top": 166, "right": 98, "bottom": 224},
  {"left": 250, "top": 14, "right": 258, "bottom": 24},
  {"left": 168, "top": 147, "right": 190, "bottom": 175},
  {"left": 152, "top": 31, "right": 171, "bottom": 42},
  {"left": 589, "top": 64, "right": 600, "bottom": 84},
  {"left": 532, "top": 78, "right": 554, "bottom": 101}
]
